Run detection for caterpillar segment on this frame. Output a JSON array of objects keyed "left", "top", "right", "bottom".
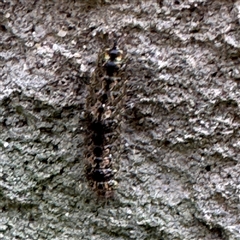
[{"left": 85, "top": 42, "right": 125, "bottom": 198}]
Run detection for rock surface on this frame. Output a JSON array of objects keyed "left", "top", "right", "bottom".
[{"left": 0, "top": 0, "right": 240, "bottom": 239}]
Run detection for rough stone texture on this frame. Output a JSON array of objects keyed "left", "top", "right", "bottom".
[{"left": 0, "top": 0, "right": 240, "bottom": 239}]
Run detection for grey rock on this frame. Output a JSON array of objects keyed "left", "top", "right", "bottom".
[{"left": 0, "top": 0, "right": 240, "bottom": 239}]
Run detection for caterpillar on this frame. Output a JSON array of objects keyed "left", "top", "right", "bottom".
[{"left": 85, "top": 42, "right": 126, "bottom": 198}]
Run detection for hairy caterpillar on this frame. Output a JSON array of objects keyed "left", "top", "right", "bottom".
[{"left": 85, "top": 42, "right": 126, "bottom": 198}]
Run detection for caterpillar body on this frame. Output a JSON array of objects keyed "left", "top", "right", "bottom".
[{"left": 85, "top": 43, "right": 126, "bottom": 198}]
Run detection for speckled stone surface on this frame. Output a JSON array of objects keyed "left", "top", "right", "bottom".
[{"left": 0, "top": 0, "right": 240, "bottom": 239}]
